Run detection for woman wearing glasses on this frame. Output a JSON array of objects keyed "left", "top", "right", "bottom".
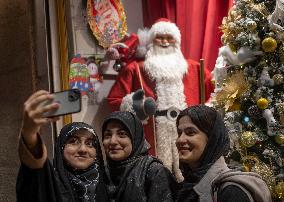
[{"left": 16, "top": 90, "right": 108, "bottom": 202}]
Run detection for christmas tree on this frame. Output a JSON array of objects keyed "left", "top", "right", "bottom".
[{"left": 212, "top": 0, "right": 284, "bottom": 200}]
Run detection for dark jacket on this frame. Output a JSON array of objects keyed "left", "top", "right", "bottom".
[
  {"left": 106, "top": 156, "right": 177, "bottom": 202},
  {"left": 102, "top": 111, "right": 178, "bottom": 202},
  {"left": 17, "top": 122, "right": 109, "bottom": 202}
]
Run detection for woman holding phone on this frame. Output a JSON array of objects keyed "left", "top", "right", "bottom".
[{"left": 16, "top": 90, "right": 109, "bottom": 202}]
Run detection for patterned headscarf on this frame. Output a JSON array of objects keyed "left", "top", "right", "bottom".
[{"left": 53, "top": 122, "right": 105, "bottom": 201}]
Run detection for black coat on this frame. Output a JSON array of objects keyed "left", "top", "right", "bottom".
[
  {"left": 17, "top": 122, "right": 109, "bottom": 202},
  {"left": 17, "top": 161, "right": 61, "bottom": 202},
  {"left": 105, "top": 156, "right": 177, "bottom": 202},
  {"left": 102, "top": 111, "right": 178, "bottom": 202}
]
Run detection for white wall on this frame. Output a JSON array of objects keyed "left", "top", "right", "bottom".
[{"left": 122, "top": 0, "right": 144, "bottom": 33}]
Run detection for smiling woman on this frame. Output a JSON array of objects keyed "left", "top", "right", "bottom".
[
  {"left": 102, "top": 120, "right": 133, "bottom": 161},
  {"left": 16, "top": 90, "right": 109, "bottom": 202},
  {"left": 63, "top": 129, "right": 97, "bottom": 169},
  {"left": 101, "top": 111, "right": 178, "bottom": 202},
  {"left": 176, "top": 115, "right": 208, "bottom": 169},
  {"left": 53, "top": 122, "right": 107, "bottom": 201},
  {"left": 175, "top": 105, "right": 271, "bottom": 202}
]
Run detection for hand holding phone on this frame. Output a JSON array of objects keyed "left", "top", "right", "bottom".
[
  {"left": 21, "top": 90, "right": 60, "bottom": 148},
  {"left": 21, "top": 89, "right": 81, "bottom": 151},
  {"left": 21, "top": 89, "right": 81, "bottom": 138},
  {"left": 42, "top": 89, "right": 82, "bottom": 118}
]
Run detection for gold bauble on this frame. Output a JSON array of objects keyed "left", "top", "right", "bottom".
[
  {"left": 275, "top": 182, "right": 284, "bottom": 199},
  {"left": 272, "top": 74, "right": 284, "bottom": 85},
  {"left": 275, "top": 135, "right": 284, "bottom": 146},
  {"left": 240, "top": 131, "right": 257, "bottom": 147},
  {"left": 262, "top": 37, "right": 278, "bottom": 52},
  {"left": 257, "top": 98, "right": 269, "bottom": 109}
]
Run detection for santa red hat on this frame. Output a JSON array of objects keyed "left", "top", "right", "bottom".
[{"left": 149, "top": 18, "right": 181, "bottom": 46}]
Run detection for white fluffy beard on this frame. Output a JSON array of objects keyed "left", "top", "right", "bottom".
[{"left": 144, "top": 43, "right": 188, "bottom": 82}]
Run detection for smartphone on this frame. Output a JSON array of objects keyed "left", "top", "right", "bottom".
[{"left": 42, "top": 89, "right": 81, "bottom": 118}]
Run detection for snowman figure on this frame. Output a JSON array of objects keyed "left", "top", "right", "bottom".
[
  {"left": 87, "top": 57, "right": 103, "bottom": 93},
  {"left": 86, "top": 57, "right": 103, "bottom": 104}
]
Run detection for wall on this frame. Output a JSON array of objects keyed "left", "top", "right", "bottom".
[
  {"left": 0, "top": 0, "right": 54, "bottom": 201},
  {"left": 122, "top": 0, "right": 144, "bottom": 33},
  {"left": 0, "top": 0, "right": 34, "bottom": 201}
]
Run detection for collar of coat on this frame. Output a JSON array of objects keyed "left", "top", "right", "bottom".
[{"left": 193, "top": 156, "right": 229, "bottom": 201}]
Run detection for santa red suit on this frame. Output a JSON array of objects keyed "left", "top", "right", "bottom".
[{"left": 107, "top": 19, "right": 213, "bottom": 181}]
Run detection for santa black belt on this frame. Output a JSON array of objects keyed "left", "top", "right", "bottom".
[{"left": 155, "top": 107, "right": 180, "bottom": 121}]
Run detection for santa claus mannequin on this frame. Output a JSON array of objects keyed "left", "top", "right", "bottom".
[{"left": 107, "top": 18, "right": 214, "bottom": 181}]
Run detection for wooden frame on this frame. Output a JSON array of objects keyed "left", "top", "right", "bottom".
[{"left": 55, "top": 0, "right": 72, "bottom": 125}]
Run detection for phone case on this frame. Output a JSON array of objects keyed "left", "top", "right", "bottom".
[{"left": 42, "top": 89, "right": 81, "bottom": 118}]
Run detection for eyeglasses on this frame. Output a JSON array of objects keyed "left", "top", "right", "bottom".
[{"left": 65, "top": 137, "right": 96, "bottom": 149}]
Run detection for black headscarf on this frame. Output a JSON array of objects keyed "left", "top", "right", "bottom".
[
  {"left": 176, "top": 105, "right": 230, "bottom": 201},
  {"left": 102, "top": 111, "right": 149, "bottom": 160},
  {"left": 53, "top": 122, "right": 107, "bottom": 202},
  {"left": 102, "top": 111, "right": 151, "bottom": 200}
]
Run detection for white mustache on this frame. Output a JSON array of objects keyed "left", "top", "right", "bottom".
[{"left": 158, "top": 42, "right": 170, "bottom": 47}]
